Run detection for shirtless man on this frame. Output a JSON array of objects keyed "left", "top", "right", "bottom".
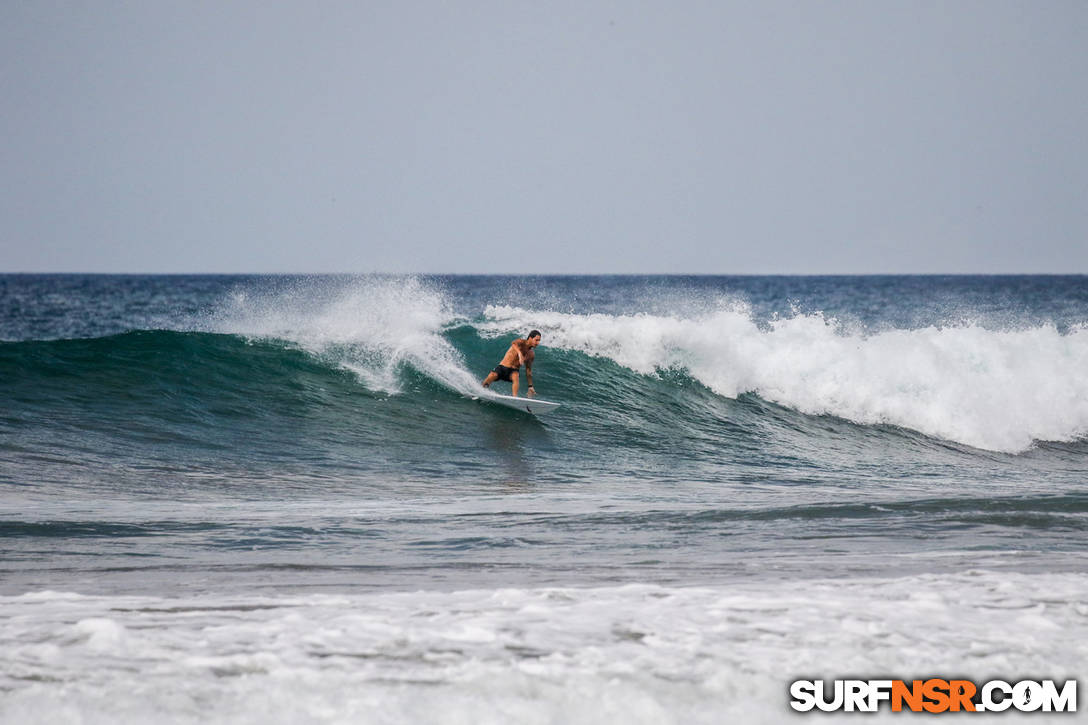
[{"left": 481, "top": 330, "right": 541, "bottom": 398}]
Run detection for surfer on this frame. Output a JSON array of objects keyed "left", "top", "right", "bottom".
[{"left": 482, "top": 330, "right": 541, "bottom": 398}]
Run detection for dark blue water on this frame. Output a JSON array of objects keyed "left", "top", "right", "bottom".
[
  {"left": 3, "top": 274, "right": 1087, "bottom": 723},
  {"left": 2, "top": 274, "right": 1086, "bottom": 596}
]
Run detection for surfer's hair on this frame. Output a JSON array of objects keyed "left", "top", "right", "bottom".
[{"left": 527, "top": 330, "right": 541, "bottom": 340}]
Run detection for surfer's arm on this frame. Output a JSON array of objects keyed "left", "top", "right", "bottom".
[{"left": 525, "top": 358, "right": 534, "bottom": 395}]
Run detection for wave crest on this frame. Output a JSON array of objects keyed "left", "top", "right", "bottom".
[
  {"left": 205, "top": 276, "right": 480, "bottom": 395},
  {"left": 482, "top": 304, "right": 1088, "bottom": 452}
]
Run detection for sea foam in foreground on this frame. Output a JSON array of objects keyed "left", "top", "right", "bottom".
[{"left": 1, "top": 274, "right": 1086, "bottom": 722}]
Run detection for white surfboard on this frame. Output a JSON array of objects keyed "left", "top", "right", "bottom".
[{"left": 475, "top": 391, "right": 560, "bottom": 415}]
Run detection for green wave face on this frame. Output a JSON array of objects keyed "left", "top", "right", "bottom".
[{"left": 3, "top": 325, "right": 1085, "bottom": 501}]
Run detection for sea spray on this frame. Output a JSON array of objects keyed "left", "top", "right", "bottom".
[
  {"left": 4, "top": 275, "right": 1088, "bottom": 725},
  {"left": 205, "top": 275, "right": 481, "bottom": 395}
]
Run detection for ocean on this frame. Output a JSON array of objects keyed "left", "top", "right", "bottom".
[{"left": 1, "top": 274, "right": 1086, "bottom": 723}]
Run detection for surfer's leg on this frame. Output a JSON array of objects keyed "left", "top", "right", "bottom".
[
  {"left": 482, "top": 371, "right": 498, "bottom": 388},
  {"left": 510, "top": 371, "right": 519, "bottom": 397}
]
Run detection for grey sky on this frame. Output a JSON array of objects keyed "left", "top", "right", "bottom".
[{"left": 2, "top": 1, "right": 1085, "bottom": 274}]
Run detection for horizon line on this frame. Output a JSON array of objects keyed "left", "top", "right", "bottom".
[{"left": 1, "top": 271, "right": 1086, "bottom": 278}]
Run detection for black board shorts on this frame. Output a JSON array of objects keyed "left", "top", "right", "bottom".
[{"left": 492, "top": 364, "right": 519, "bottom": 382}]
